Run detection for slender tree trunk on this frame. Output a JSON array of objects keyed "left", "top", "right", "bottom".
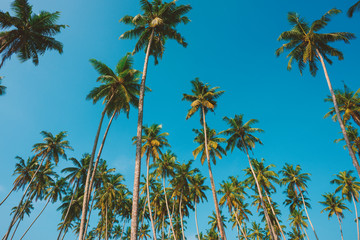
[
  {"left": 336, "top": 213, "right": 344, "bottom": 240},
  {"left": 241, "top": 138, "right": 277, "bottom": 240},
  {"left": 78, "top": 96, "right": 113, "bottom": 240},
  {"left": 0, "top": 185, "right": 17, "bottom": 206},
  {"left": 10, "top": 218, "right": 21, "bottom": 240},
  {"left": 179, "top": 195, "right": 186, "bottom": 240},
  {"left": 106, "top": 205, "right": 108, "bottom": 240},
  {"left": 201, "top": 107, "right": 227, "bottom": 240},
  {"left": 19, "top": 197, "right": 51, "bottom": 240},
  {"left": 232, "top": 210, "right": 247, "bottom": 240},
  {"left": 130, "top": 30, "right": 155, "bottom": 240},
  {"left": 60, "top": 226, "right": 69, "bottom": 240},
  {"left": 83, "top": 194, "right": 96, "bottom": 240},
  {"left": 195, "top": 201, "right": 201, "bottom": 240},
  {"left": 162, "top": 216, "right": 165, "bottom": 240},
  {"left": 4, "top": 153, "right": 48, "bottom": 240},
  {"left": 168, "top": 201, "right": 176, "bottom": 238},
  {"left": 296, "top": 185, "right": 318, "bottom": 240},
  {"left": 145, "top": 152, "right": 157, "bottom": 239},
  {"left": 120, "top": 220, "right": 126, "bottom": 240},
  {"left": 351, "top": 113, "right": 360, "bottom": 127},
  {"left": 302, "top": 225, "right": 310, "bottom": 240},
  {"left": 352, "top": 193, "right": 360, "bottom": 240},
  {"left": 163, "top": 176, "right": 177, "bottom": 240},
  {"left": 316, "top": 49, "right": 360, "bottom": 178},
  {"left": 264, "top": 189, "right": 286, "bottom": 240}
]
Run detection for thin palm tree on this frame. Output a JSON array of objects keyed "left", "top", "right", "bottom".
[
  {"left": 0, "top": 0, "right": 66, "bottom": 68},
  {"left": 221, "top": 114, "right": 276, "bottom": 240},
  {"left": 78, "top": 54, "right": 141, "bottom": 239},
  {"left": 0, "top": 76, "right": 6, "bottom": 95},
  {"left": 119, "top": 2, "right": 191, "bottom": 238},
  {"left": 331, "top": 170, "right": 360, "bottom": 240},
  {"left": 182, "top": 78, "right": 226, "bottom": 239},
  {"left": 275, "top": 9, "right": 359, "bottom": 178},
  {"left": 348, "top": 1, "right": 360, "bottom": 17},
  {"left": 320, "top": 193, "right": 349, "bottom": 240},
  {"left": 279, "top": 164, "right": 317, "bottom": 240}
]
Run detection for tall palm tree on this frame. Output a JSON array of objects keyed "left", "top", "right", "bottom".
[
  {"left": 78, "top": 54, "right": 141, "bottom": 240},
  {"left": 0, "top": 0, "right": 66, "bottom": 68},
  {"left": 275, "top": 9, "right": 359, "bottom": 178},
  {"left": 320, "top": 193, "right": 349, "bottom": 240},
  {"left": 221, "top": 114, "right": 276, "bottom": 240},
  {"left": 208, "top": 211, "right": 227, "bottom": 233},
  {"left": 4, "top": 131, "right": 72, "bottom": 240},
  {"left": 248, "top": 222, "right": 266, "bottom": 240},
  {"left": 348, "top": 1, "right": 360, "bottom": 17},
  {"left": 279, "top": 164, "right": 317, "bottom": 240},
  {"left": 119, "top": 2, "right": 191, "bottom": 238},
  {"left": 331, "top": 170, "right": 360, "bottom": 240},
  {"left": 335, "top": 124, "right": 360, "bottom": 159},
  {"left": 190, "top": 173, "right": 209, "bottom": 240},
  {"left": 182, "top": 78, "right": 226, "bottom": 239},
  {"left": 0, "top": 76, "right": 6, "bottom": 95}
]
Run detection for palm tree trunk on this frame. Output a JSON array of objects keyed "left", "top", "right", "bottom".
[
  {"left": 0, "top": 184, "right": 17, "bottom": 206},
  {"left": 19, "top": 196, "right": 51, "bottom": 240},
  {"left": 130, "top": 30, "right": 155, "bottom": 240},
  {"left": 10, "top": 218, "right": 21, "bottom": 240},
  {"left": 120, "top": 220, "right": 126, "bottom": 240},
  {"left": 3, "top": 153, "right": 48, "bottom": 240},
  {"left": 179, "top": 194, "right": 186, "bottom": 240},
  {"left": 195, "top": 201, "right": 201, "bottom": 240},
  {"left": 201, "top": 107, "right": 227, "bottom": 240},
  {"left": 264, "top": 189, "right": 286, "bottom": 240},
  {"left": 353, "top": 193, "right": 360, "bottom": 240},
  {"left": 240, "top": 137, "right": 277, "bottom": 240},
  {"left": 296, "top": 185, "right": 318, "bottom": 240},
  {"left": 60, "top": 225, "right": 69, "bottom": 240},
  {"left": 106, "top": 205, "right": 108, "bottom": 240},
  {"left": 168, "top": 201, "right": 176, "bottom": 238},
  {"left": 145, "top": 152, "right": 157, "bottom": 240},
  {"left": 78, "top": 96, "right": 113, "bottom": 240},
  {"left": 162, "top": 216, "right": 165, "bottom": 240},
  {"left": 336, "top": 213, "right": 344, "bottom": 240},
  {"left": 232, "top": 210, "right": 247, "bottom": 240},
  {"left": 163, "top": 176, "right": 177, "bottom": 240},
  {"left": 83, "top": 194, "right": 96, "bottom": 240},
  {"left": 316, "top": 49, "right": 360, "bottom": 178},
  {"left": 351, "top": 112, "right": 360, "bottom": 127}
]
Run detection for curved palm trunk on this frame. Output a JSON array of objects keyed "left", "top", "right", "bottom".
[
  {"left": 145, "top": 152, "right": 157, "bottom": 239},
  {"left": 60, "top": 226, "right": 69, "bottom": 240},
  {"left": 163, "top": 176, "right": 177, "bottom": 240},
  {"left": 241, "top": 137, "right": 277, "bottom": 240},
  {"left": 162, "top": 216, "right": 165, "bottom": 240},
  {"left": 120, "top": 220, "right": 126, "bottom": 240},
  {"left": 78, "top": 97, "right": 113, "bottom": 240},
  {"left": 0, "top": 185, "right": 17, "bottom": 206},
  {"left": 232, "top": 210, "right": 247, "bottom": 240},
  {"left": 296, "top": 185, "right": 318, "bottom": 240},
  {"left": 179, "top": 195, "right": 186, "bottom": 240},
  {"left": 302, "top": 225, "right": 310, "bottom": 240},
  {"left": 264, "top": 190, "right": 286, "bottom": 240},
  {"left": 19, "top": 197, "right": 51, "bottom": 240},
  {"left": 336, "top": 213, "right": 344, "bottom": 240},
  {"left": 131, "top": 30, "right": 155, "bottom": 240},
  {"left": 195, "top": 201, "right": 201, "bottom": 240},
  {"left": 351, "top": 113, "right": 360, "bottom": 127},
  {"left": 105, "top": 205, "right": 108, "bottom": 240},
  {"left": 352, "top": 193, "right": 360, "bottom": 240},
  {"left": 316, "top": 49, "right": 360, "bottom": 178},
  {"left": 83, "top": 194, "right": 96, "bottom": 240},
  {"left": 10, "top": 218, "right": 21, "bottom": 240},
  {"left": 201, "top": 107, "right": 227, "bottom": 240}
]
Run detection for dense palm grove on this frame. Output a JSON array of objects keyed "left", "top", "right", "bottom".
[{"left": 1, "top": 0, "right": 360, "bottom": 239}]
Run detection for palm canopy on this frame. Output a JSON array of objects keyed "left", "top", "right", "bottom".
[
  {"left": 192, "top": 126, "right": 227, "bottom": 165},
  {"left": 331, "top": 170, "right": 360, "bottom": 202},
  {"left": 324, "top": 84, "right": 360, "bottom": 126},
  {"left": 335, "top": 124, "right": 360, "bottom": 155},
  {"left": 275, "top": 9, "right": 355, "bottom": 76},
  {"left": 0, "top": 0, "right": 67, "bottom": 68},
  {"left": 182, "top": 78, "right": 224, "bottom": 122},
  {"left": 13, "top": 156, "right": 38, "bottom": 191},
  {"left": 87, "top": 54, "right": 141, "bottom": 117},
  {"left": 279, "top": 163, "right": 311, "bottom": 194},
  {"left": 189, "top": 173, "right": 209, "bottom": 204},
  {"left": 222, "top": 114, "right": 264, "bottom": 153},
  {"left": 320, "top": 193, "right": 349, "bottom": 219},
  {"left": 348, "top": 1, "right": 360, "bottom": 17},
  {"left": 0, "top": 76, "right": 6, "bottom": 95},
  {"left": 151, "top": 149, "right": 177, "bottom": 180},
  {"left": 119, "top": 0, "right": 191, "bottom": 64}
]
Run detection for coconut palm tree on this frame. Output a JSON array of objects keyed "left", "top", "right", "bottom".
[
  {"left": 189, "top": 173, "right": 209, "bottom": 240},
  {"left": 221, "top": 114, "right": 276, "bottom": 240},
  {"left": 119, "top": 2, "right": 191, "bottom": 237},
  {"left": 279, "top": 164, "right": 317, "bottom": 240},
  {"left": 320, "top": 193, "right": 349, "bottom": 240},
  {"left": 182, "top": 78, "right": 226, "bottom": 239},
  {"left": 208, "top": 211, "right": 227, "bottom": 233},
  {"left": 331, "top": 170, "right": 360, "bottom": 240},
  {"left": 78, "top": 54, "right": 141, "bottom": 239},
  {"left": 288, "top": 210, "right": 308, "bottom": 240},
  {"left": 0, "top": 0, "right": 66, "bottom": 68},
  {"left": 275, "top": 9, "right": 359, "bottom": 178},
  {"left": 348, "top": 1, "right": 360, "bottom": 17},
  {"left": 0, "top": 76, "right": 6, "bottom": 95},
  {"left": 9, "top": 199, "right": 33, "bottom": 240},
  {"left": 248, "top": 222, "right": 266, "bottom": 240}
]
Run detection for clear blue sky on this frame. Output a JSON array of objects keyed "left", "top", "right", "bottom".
[{"left": 0, "top": 0, "right": 359, "bottom": 239}]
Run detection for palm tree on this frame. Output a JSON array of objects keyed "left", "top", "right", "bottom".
[
  {"left": 78, "top": 54, "right": 141, "bottom": 240},
  {"left": 182, "top": 78, "right": 226, "bottom": 239},
  {"left": 335, "top": 124, "right": 360, "bottom": 159},
  {"left": 119, "top": 1, "right": 191, "bottom": 238},
  {"left": 4, "top": 131, "right": 72, "bottom": 240},
  {"left": 348, "top": 1, "right": 360, "bottom": 17},
  {"left": 331, "top": 170, "right": 360, "bottom": 240},
  {"left": 189, "top": 173, "right": 209, "bottom": 240},
  {"left": 9, "top": 199, "right": 33, "bottom": 240},
  {"left": 275, "top": 9, "right": 359, "bottom": 178},
  {"left": 320, "top": 193, "right": 349, "bottom": 240},
  {"left": 0, "top": 76, "right": 6, "bottom": 95},
  {"left": 0, "top": 0, "right": 67, "bottom": 68},
  {"left": 221, "top": 114, "right": 276, "bottom": 240},
  {"left": 288, "top": 210, "right": 308, "bottom": 240},
  {"left": 279, "top": 164, "right": 317, "bottom": 240},
  {"left": 248, "top": 222, "right": 266, "bottom": 240},
  {"left": 208, "top": 211, "right": 227, "bottom": 233}
]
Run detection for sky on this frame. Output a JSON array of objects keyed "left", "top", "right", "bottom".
[{"left": 0, "top": 0, "right": 360, "bottom": 239}]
